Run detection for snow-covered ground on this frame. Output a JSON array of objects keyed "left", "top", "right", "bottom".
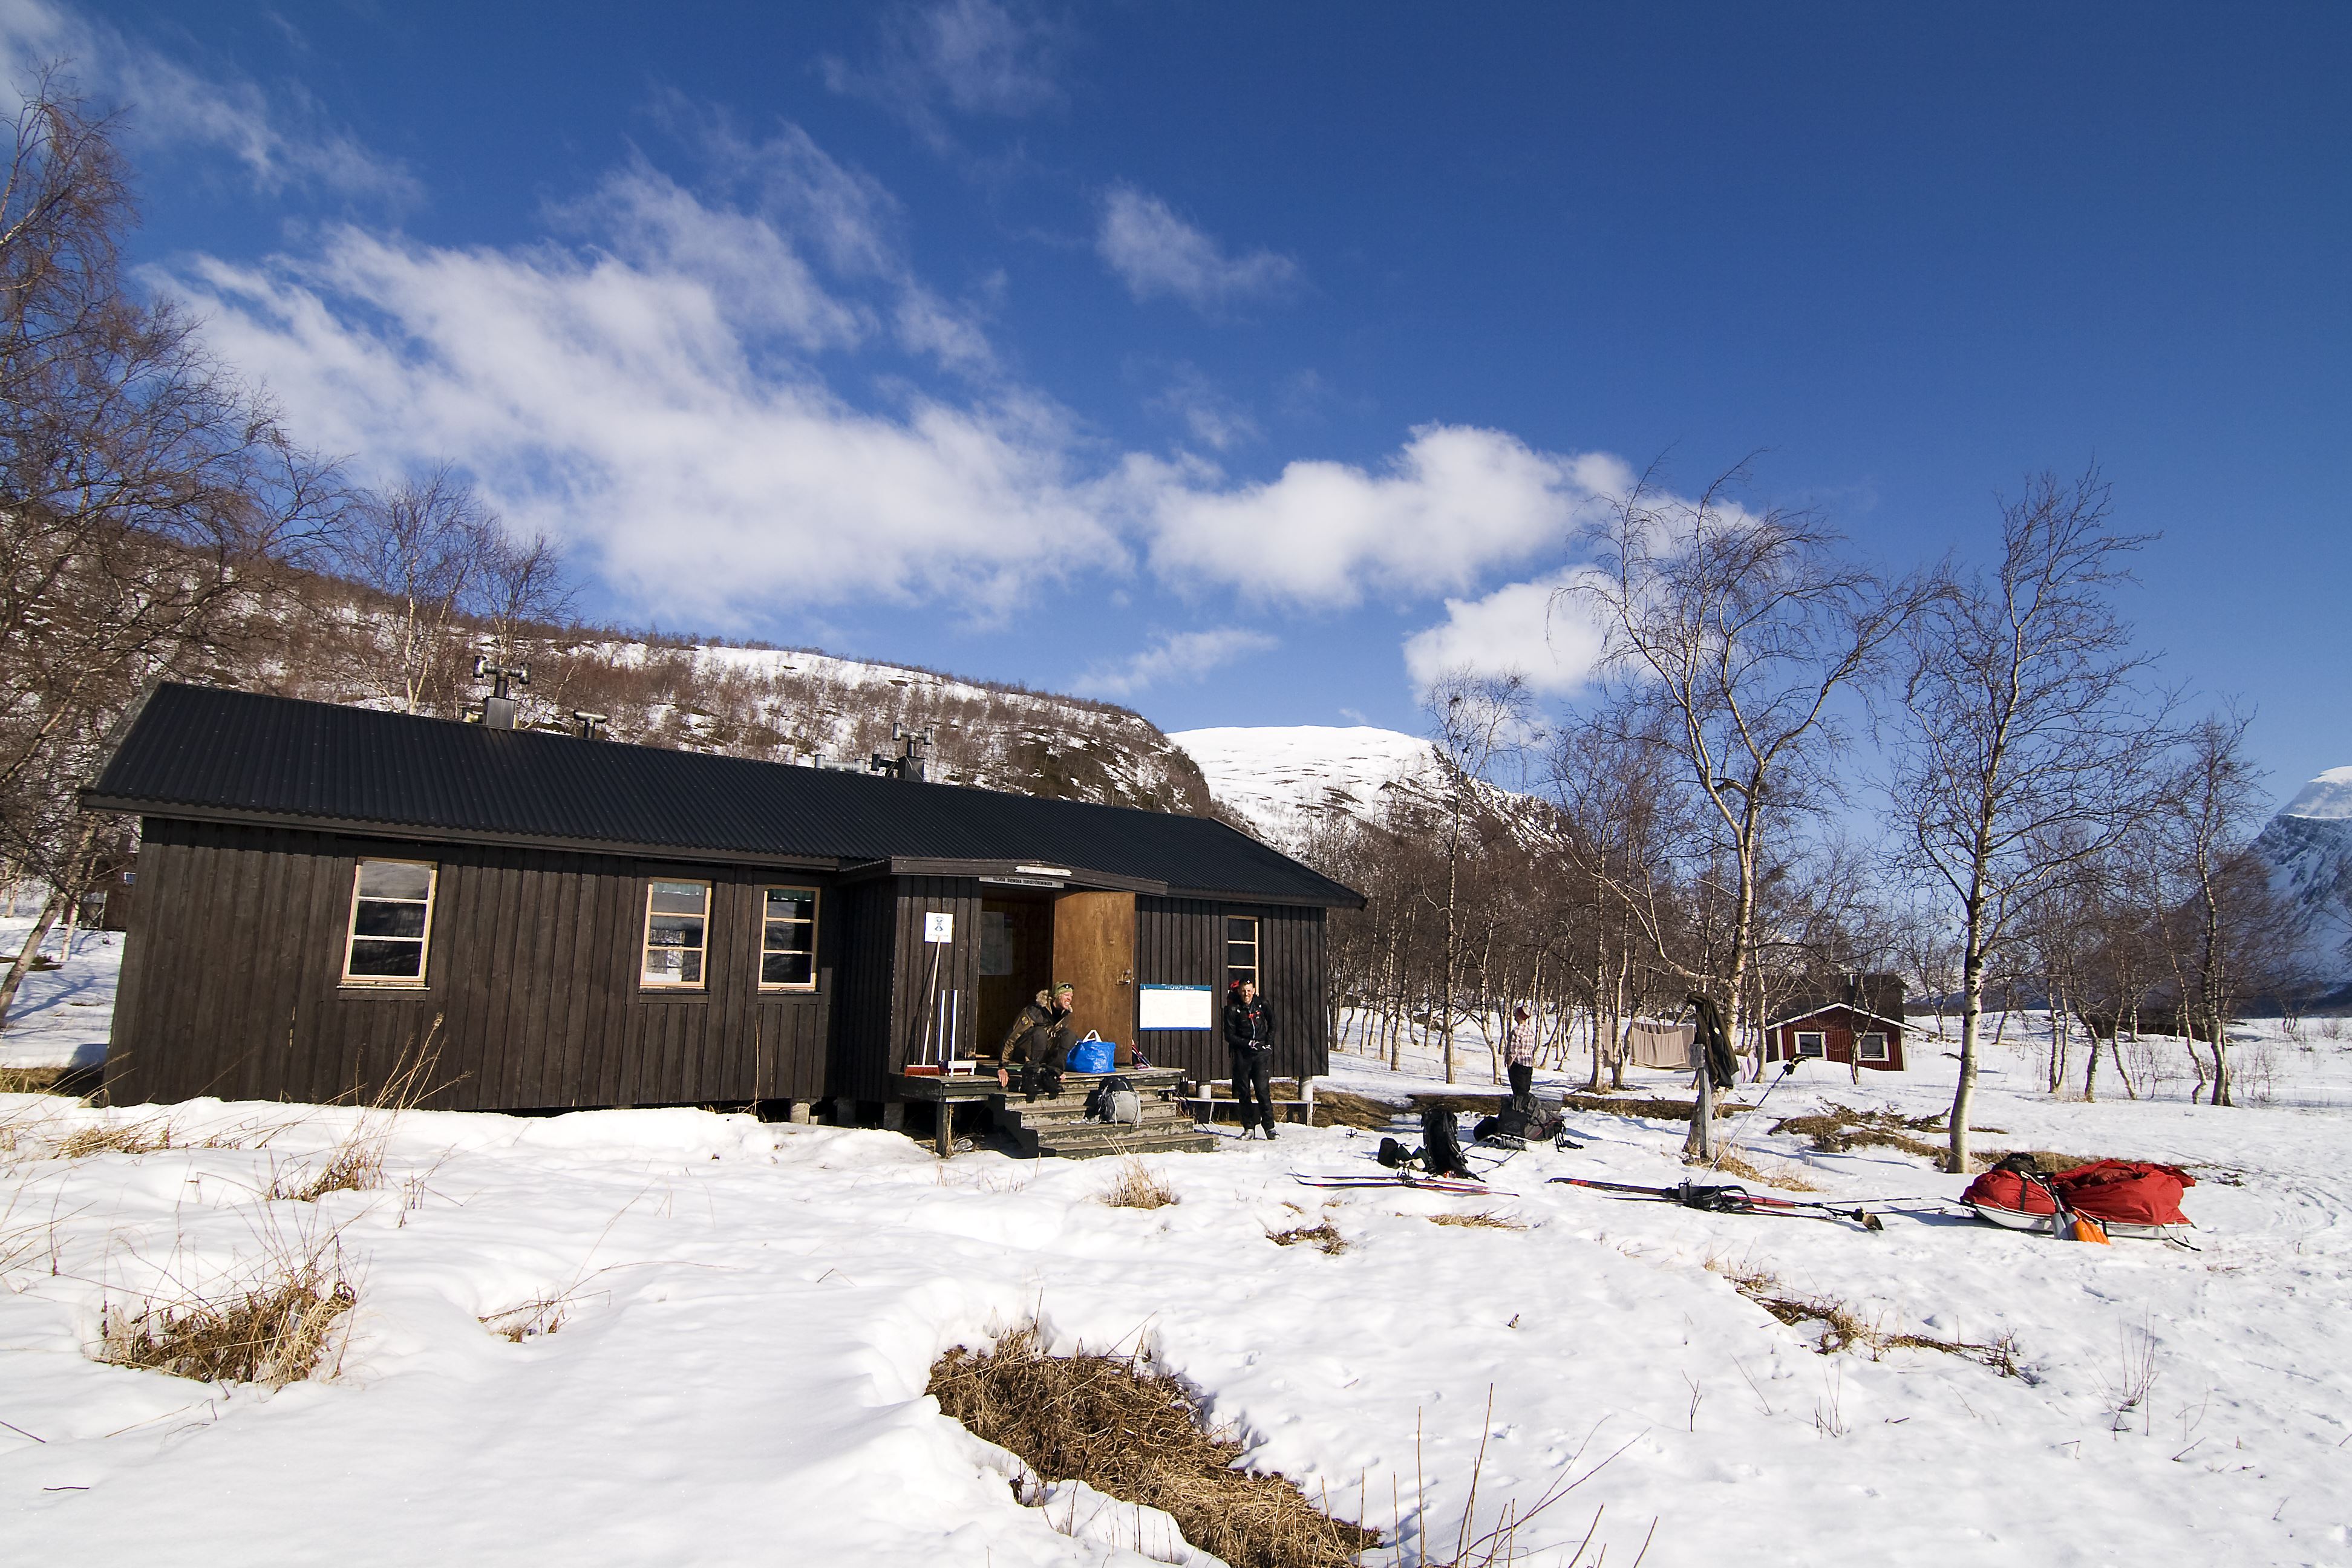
[
  {"left": 5, "top": 954, "right": 2352, "bottom": 1563},
  {"left": 0, "top": 915, "right": 121, "bottom": 1071}
]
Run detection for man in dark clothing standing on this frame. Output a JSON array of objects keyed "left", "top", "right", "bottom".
[{"left": 1223, "top": 980, "right": 1276, "bottom": 1139}]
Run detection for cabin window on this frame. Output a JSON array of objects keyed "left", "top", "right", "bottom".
[
  {"left": 342, "top": 858, "right": 436, "bottom": 985},
  {"left": 759, "top": 886, "right": 818, "bottom": 990},
  {"left": 1225, "top": 915, "right": 1259, "bottom": 990},
  {"left": 1795, "top": 1030, "right": 1826, "bottom": 1058},
  {"left": 979, "top": 910, "right": 1013, "bottom": 976},
  {"left": 1857, "top": 1031, "right": 1890, "bottom": 1062},
  {"left": 642, "top": 880, "right": 710, "bottom": 988}
]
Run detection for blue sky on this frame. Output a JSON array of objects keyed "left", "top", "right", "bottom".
[{"left": 18, "top": 1, "right": 2348, "bottom": 804}]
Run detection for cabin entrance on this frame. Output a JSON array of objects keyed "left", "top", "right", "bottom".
[{"left": 973, "top": 888, "right": 1137, "bottom": 1062}]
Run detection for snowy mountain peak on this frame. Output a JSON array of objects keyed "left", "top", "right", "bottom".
[
  {"left": 2281, "top": 766, "right": 2352, "bottom": 821},
  {"left": 1170, "top": 725, "right": 1441, "bottom": 844}
]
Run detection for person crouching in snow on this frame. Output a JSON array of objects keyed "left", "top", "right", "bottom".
[
  {"left": 1223, "top": 980, "right": 1277, "bottom": 1138},
  {"left": 1506, "top": 1005, "right": 1537, "bottom": 1109},
  {"left": 998, "top": 983, "right": 1077, "bottom": 1099}
]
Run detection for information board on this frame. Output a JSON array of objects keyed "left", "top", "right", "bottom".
[{"left": 1138, "top": 984, "right": 1214, "bottom": 1030}]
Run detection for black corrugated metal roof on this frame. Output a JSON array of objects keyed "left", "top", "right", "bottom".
[{"left": 81, "top": 684, "right": 1363, "bottom": 907}]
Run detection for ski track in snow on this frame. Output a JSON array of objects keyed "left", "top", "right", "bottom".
[{"left": 4, "top": 944, "right": 2352, "bottom": 1561}]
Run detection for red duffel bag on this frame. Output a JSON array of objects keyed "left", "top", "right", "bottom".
[
  {"left": 1961, "top": 1166, "right": 2059, "bottom": 1215},
  {"left": 2047, "top": 1160, "right": 2195, "bottom": 1227}
]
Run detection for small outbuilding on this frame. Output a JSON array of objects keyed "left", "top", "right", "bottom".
[
  {"left": 80, "top": 684, "right": 1362, "bottom": 1120},
  {"left": 1763, "top": 974, "right": 1909, "bottom": 1071}
]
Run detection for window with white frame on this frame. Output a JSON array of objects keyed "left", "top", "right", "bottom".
[
  {"left": 343, "top": 858, "right": 436, "bottom": 985},
  {"left": 759, "top": 886, "right": 818, "bottom": 990},
  {"left": 1794, "top": 1030, "right": 1826, "bottom": 1057},
  {"left": 1225, "top": 915, "right": 1259, "bottom": 990},
  {"left": 642, "top": 880, "right": 711, "bottom": 988},
  {"left": 1857, "top": 1031, "right": 1890, "bottom": 1062}
]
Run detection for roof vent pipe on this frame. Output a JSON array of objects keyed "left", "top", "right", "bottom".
[
  {"left": 472, "top": 655, "right": 529, "bottom": 730},
  {"left": 573, "top": 710, "right": 608, "bottom": 740}
]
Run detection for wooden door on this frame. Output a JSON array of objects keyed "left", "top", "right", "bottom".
[{"left": 1052, "top": 890, "right": 1136, "bottom": 1053}]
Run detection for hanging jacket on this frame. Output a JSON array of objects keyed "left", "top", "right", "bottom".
[{"left": 1686, "top": 992, "right": 1739, "bottom": 1091}]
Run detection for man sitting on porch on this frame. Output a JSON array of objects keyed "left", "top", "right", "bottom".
[{"left": 998, "top": 982, "right": 1079, "bottom": 1099}]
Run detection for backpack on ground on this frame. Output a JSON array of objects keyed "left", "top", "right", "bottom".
[
  {"left": 1419, "top": 1105, "right": 1475, "bottom": 1180},
  {"left": 1088, "top": 1074, "right": 1143, "bottom": 1126}
]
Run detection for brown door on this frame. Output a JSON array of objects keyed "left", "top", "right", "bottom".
[{"left": 1051, "top": 890, "right": 1136, "bottom": 1056}]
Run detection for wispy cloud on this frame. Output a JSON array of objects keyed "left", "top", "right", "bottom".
[
  {"left": 1097, "top": 185, "right": 1298, "bottom": 315},
  {"left": 1146, "top": 364, "right": 1259, "bottom": 452},
  {"left": 823, "top": 0, "right": 1064, "bottom": 146},
  {"left": 0, "top": 0, "right": 418, "bottom": 203},
  {"left": 1076, "top": 628, "right": 1279, "bottom": 699}
]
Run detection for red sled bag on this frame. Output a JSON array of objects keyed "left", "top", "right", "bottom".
[
  {"left": 2047, "top": 1160, "right": 2195, "bottom": 1227},
  {"left": 1961, "top": 1166, "right": 2060, "bottom": 1215}
]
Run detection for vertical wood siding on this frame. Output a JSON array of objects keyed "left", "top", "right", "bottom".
[
  {"left": 106, "top": 819, "right": 832, "bottom": 1111},
  {"left": 1134, "top": 897, "right": 1328, "bottom": 1085}
]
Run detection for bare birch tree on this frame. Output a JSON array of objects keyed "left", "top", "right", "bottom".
[
  {"left": 1422, "top": 668, "right": 1533, "bottom": 1083},
  {"left": 1888, "top": 469, "right": 2167, "bottom": 1171},
  {"left": 1563, "top": 462, "right": 1916, "bottom": 1159},
  {"left": 2165, "top": 708, "right": 2272, "bottom": 1105}
]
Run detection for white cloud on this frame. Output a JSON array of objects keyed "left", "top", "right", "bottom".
[
  {"left": 1127, "top": 427, "right": 1632, "bottom": 609},
  {"left": 129, "top": 101, "right": 1639, "bottom": 640},
  {"left": 1401, "top": 570, "right": 1610, "bottom": 694},
  {"left": 162, "top": 152, "right": 1114, "bottom": 629},
  {"left": 823, "top": 0, "right": 1063, "bottom": 143},
  {"left": 1075, "top": 628, "right": 1278, "bottom": 699},
  {"left": 0, "top": 0, "right": 417, "bottom": 202},
  {"left": 1097, "top": 185, "right": 1298, "bottom": 313}
]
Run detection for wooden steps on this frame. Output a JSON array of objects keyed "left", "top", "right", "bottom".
[{"left": 990, "top": 1073, "right": 1216, "bottom": 1159}]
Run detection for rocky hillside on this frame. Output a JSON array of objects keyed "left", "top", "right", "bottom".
[{"left": 224, "top": 585, "right": 1223, "bottom": 818}]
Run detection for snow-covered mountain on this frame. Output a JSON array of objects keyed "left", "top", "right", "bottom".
[
  {"left": 2251, "top": 765, "right": 2352, "bottom": 999},
  {"left": 1169, "top": 725, "right": 1444, "bottom": 844}
]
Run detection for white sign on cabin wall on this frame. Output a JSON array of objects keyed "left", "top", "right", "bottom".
[
  {"left": 1138, "top": 984, "right": 1214, "bottom": 1030},
  {"left": 923, "top": 912, "right": 954, "bottom": 944}
]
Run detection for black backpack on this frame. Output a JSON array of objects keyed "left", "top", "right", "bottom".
[{"left": 1419, "top": 1105, "right": 1475, "bottom": 1179}]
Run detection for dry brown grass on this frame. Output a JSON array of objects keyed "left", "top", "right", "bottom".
[
  {"left": 56, "top": 1118, "right": 179, "bottom": 1158},
  {"left": 267, "top": 1132, "right": 387, "bottom": 1203},
  {"left": 1101, "top": 1157, "right": 1178, "bottom": 1211},
  {"left": 1558, "top": 1092, "right": 1745, "bottom": 1122},
  {"left": 480, "top": 1295, "right": 571, "bottom": 1342},
  {"left": 1977, "top": 1148, "right": 2100, "bottom": 1175},
  {"left": 929, "top": 1325, "right": 1380, "bottom": 1568},
  {"left": 0, "top": 1066, "right": 68, "bottom": 1095},
  {"left": 1310, "top": 1089, "right": 1408, "bottom": 1129},
  {"left": 1428, "top": 1210, "right": 1526, "bottom": 1230},
  {"left": 1267, "top": 1217, "right": 1348, "bottom": 1254},
  {"left": 96, "top": 1238, "right": 356, "bottom": 1387},
  {"left": 1707, "top": 1257, "right": 2028, "bottom": 1377},
  {"left": 1708, "top": 1150, "right": 1823, "bottom": 1192}
]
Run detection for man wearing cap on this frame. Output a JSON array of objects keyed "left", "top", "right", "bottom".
[{"left": 998, "top": 982, "right": 1079, "bottom": 1100}]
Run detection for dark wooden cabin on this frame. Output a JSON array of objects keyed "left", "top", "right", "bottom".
[
  {"left": 1763, "top": 973, "right": 1909, "bottom": 1071},
  {"left": 80, "top": 684, "right": 1362, "bottom": 1118}
]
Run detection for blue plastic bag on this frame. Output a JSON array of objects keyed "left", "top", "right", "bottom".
[{"left": 1066, "top": 1034, "right": 1114, "bottom": 1075}]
